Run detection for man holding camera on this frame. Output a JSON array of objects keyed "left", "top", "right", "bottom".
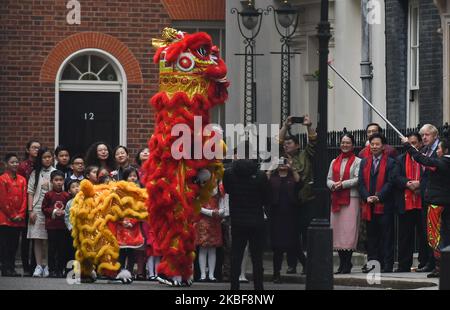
[{"left": 278, "top": 115, "right": 318, "bottom": 274}]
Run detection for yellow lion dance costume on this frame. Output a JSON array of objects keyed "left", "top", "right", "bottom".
[{"left": 70, "top": 180, "right": 148, "bottom": 283}]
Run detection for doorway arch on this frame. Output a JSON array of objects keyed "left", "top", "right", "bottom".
[{"left": 55, "top": 48, "right": 127, "bottom": 155}]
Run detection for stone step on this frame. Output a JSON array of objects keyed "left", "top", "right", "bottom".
[{"left": 261, "top": 251, "right": 420, "bottom": 269}]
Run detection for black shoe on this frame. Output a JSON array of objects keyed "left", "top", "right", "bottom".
[
  {"left": 286, "top": 267, "right": 297, "bottom": 274},
  {"left": 334, "top": 268, "right": 343, "bottom": 275},
  {"left": 272, "top": 274, "right": 282, "bottom": 284},
  {"left": 416, "top": 264, "right": 434, "bottom": 273},
  {"left": 427, "top": 269, "right": 440, "bottom": 278},
  {"left": 362, "top": 264, "right": 375, "bottom": 274},
  {"left": 381, "top": 268, "right": 393, "bottom": 273},
  {"left": 48, "top": 271, "right": 59, "bottom": 278}
]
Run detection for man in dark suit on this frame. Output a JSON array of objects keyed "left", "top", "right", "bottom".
[
  {"left": 393, "top": 132, "right": 426, "bottom": 272},
  {"left": 223, "top": 157, "right": 269, "bottom": 290},
  {"left": 415, "top": 124, "right": 440, "bottom": 273},
  {"left": 358, "top": 133, "right": 397, "bottom": 273}
]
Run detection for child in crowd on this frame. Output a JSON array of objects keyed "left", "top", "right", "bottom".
[
  {"left": 195, "top": 182, "right": 226, "bottom": 282},
  {"left": 84, "top": 165, "right": 99, "bottom": 184},
  {"left": 27, "top": 147, "right": 56, "bottom": 278},
  {"left": 64, "top": 155, "right": 84, "bottom": 191},
  {"left": 97, "top": 167, "right": 113, "bottom": 184},
  {"left": 145, "top": 227, "right": 161, "bottom": 281},
  {"left": 54, "top": 146, "right": 72, "bottom": 179},
  {"left": 122, "top": 167, "right": 147, "bottom": 280},
  {"left": 41, "top": 170, "right": 71, "bottom": 278},
  {"left": 109, "top": 167, "right": 145, "bottom": 278},
  {"left": 0, "top": 153, "right": 27, "bottom": 277},
  {"left": 64, "top": 180, "right": 81, "bottom": 232},
  {"left": 64, "top": 179, "right": 81, "bottom": 268}
]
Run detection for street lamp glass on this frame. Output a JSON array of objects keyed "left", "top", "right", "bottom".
[
  {"left": 277, "top": 12, "right": 294, "bottom": 28},
  {"left": 242, "top": 14, "right": 258, "bottom": 30}
]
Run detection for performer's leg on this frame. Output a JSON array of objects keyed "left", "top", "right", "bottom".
[
  {"left": 207, "top": 247, "right": 217, "bottom": 280},
  {"left": 146, "top": 256, "right": 155, "bottom": 278},
  {"left": 198, "top": 247, "right": 207, "bottom": 280}
]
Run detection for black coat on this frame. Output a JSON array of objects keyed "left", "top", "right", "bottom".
[
  {"left": 358, "top": 155, "right": 397, "bottom": 214},
  {"left": 223, "top": 160, "right": 270, "bottom": 228},
  {"left": 419, "top": 142, "right": 438, "bottom": 205},
  {"left": 268, "top": 172, "right": 302, "bottom": 250},
  {"left": 405, "top": 143, "right": 450, "bottom": 207},
  {"left": 393, "top": 153, "right": 424, "bottom": 214}
]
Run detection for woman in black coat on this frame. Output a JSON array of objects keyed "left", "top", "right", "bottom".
[
  {"left": 267, "top": 157, "right": 303, "bottom": 283},
  {"left": 401, "top": 137, "right": 450, "bottom": 278}
]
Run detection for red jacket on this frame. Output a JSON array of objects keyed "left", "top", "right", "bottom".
[
  {"left": 41, "top": 190, "right": 70, "bottom": 230},
  {"left": 108, "top": 218, "right": 145, "bottom": 248},
  {"left": 0, "top": 173, "right": 27, "bottom": 227}
]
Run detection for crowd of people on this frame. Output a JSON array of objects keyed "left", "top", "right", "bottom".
[{"left": 0, "top": 117, "right": 449, "bottom": 289}]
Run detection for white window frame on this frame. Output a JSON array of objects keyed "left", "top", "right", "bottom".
[
  {"left": 407, "top": 0, "right": 420, "bottom": 127},
  {"left": 55, "top": 48, "right": 127, "bottom": 149}
]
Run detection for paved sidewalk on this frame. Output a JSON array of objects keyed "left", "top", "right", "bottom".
[{"left": 254, "top": 252, "right": 439, "bottom": 290}]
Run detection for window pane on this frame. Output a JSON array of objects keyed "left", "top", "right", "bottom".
[
  {"left": 91, "top": 55, "right": 108, "bottom": 74},
  {"left": 412, "top": 7, "right": 418, "bottom": 46},
  {"left": 71, "top": 55, "right": 89, "bottom": 74},
  {"left": 411, "top": 48, "right": 417, "bottom": 87},
  {"left": 61, "top": 64, "right": 80, "bottom": 80},
  {"left": 98, "top": 64, "right": 118, "bottom": 81}
]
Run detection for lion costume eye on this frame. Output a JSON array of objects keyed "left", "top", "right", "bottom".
[
  {"left": 194, "top": 46, "right": 210, "bottom": 60},
  {"left": 197, "top": 47, "right": 208, "bottom": 57}
]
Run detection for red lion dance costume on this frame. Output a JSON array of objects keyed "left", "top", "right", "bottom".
[{"left": 143, "top": 28, "right": 229, "bottom": 286}]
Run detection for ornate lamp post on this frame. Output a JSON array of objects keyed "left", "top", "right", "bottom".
[
  {"left": 306, "top": 0, "right": 333, "bottom": 290},
  {"left": 267, "top": 0, "right": 300, "bottom": 124},
  {"left": 231, "top": 0, "right": 265, "bottom": 125}
]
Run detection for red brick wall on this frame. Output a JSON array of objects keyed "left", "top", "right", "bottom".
[{"left": 0, "top": 0, "right": 171, "bottom": 163}]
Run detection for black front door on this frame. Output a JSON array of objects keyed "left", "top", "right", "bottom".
[{"left": 59, "top": 91, "right": 120, "bottom": 156}]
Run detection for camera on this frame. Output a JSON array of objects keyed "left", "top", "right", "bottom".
[
  {"left": 278, "top": 157, "right": 287, "bottom": 166},
  {"left": 291, "top": 116, "right": 305, "bottom": 124}
]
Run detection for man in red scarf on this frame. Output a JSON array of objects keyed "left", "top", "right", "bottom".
[
  {"left": 358, "top": 133, "right": 397, "bottom": 273},
  {"left": 393, "top": 132, "right": 425, "bottom": 272},
  {"left": 358, "top": 123, "right": 398, "bottom": 159}
]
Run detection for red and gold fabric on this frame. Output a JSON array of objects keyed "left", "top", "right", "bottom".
[
  {"left": 143, "top": 28, "right": 229, "bottom": 281},
  {"left": 427, "top": 204, "right": 444, "bottom": 260}
]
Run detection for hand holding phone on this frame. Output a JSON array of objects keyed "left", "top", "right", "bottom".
[{"left": 291, "top": 116, "right": 305, "bottom": 124}]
